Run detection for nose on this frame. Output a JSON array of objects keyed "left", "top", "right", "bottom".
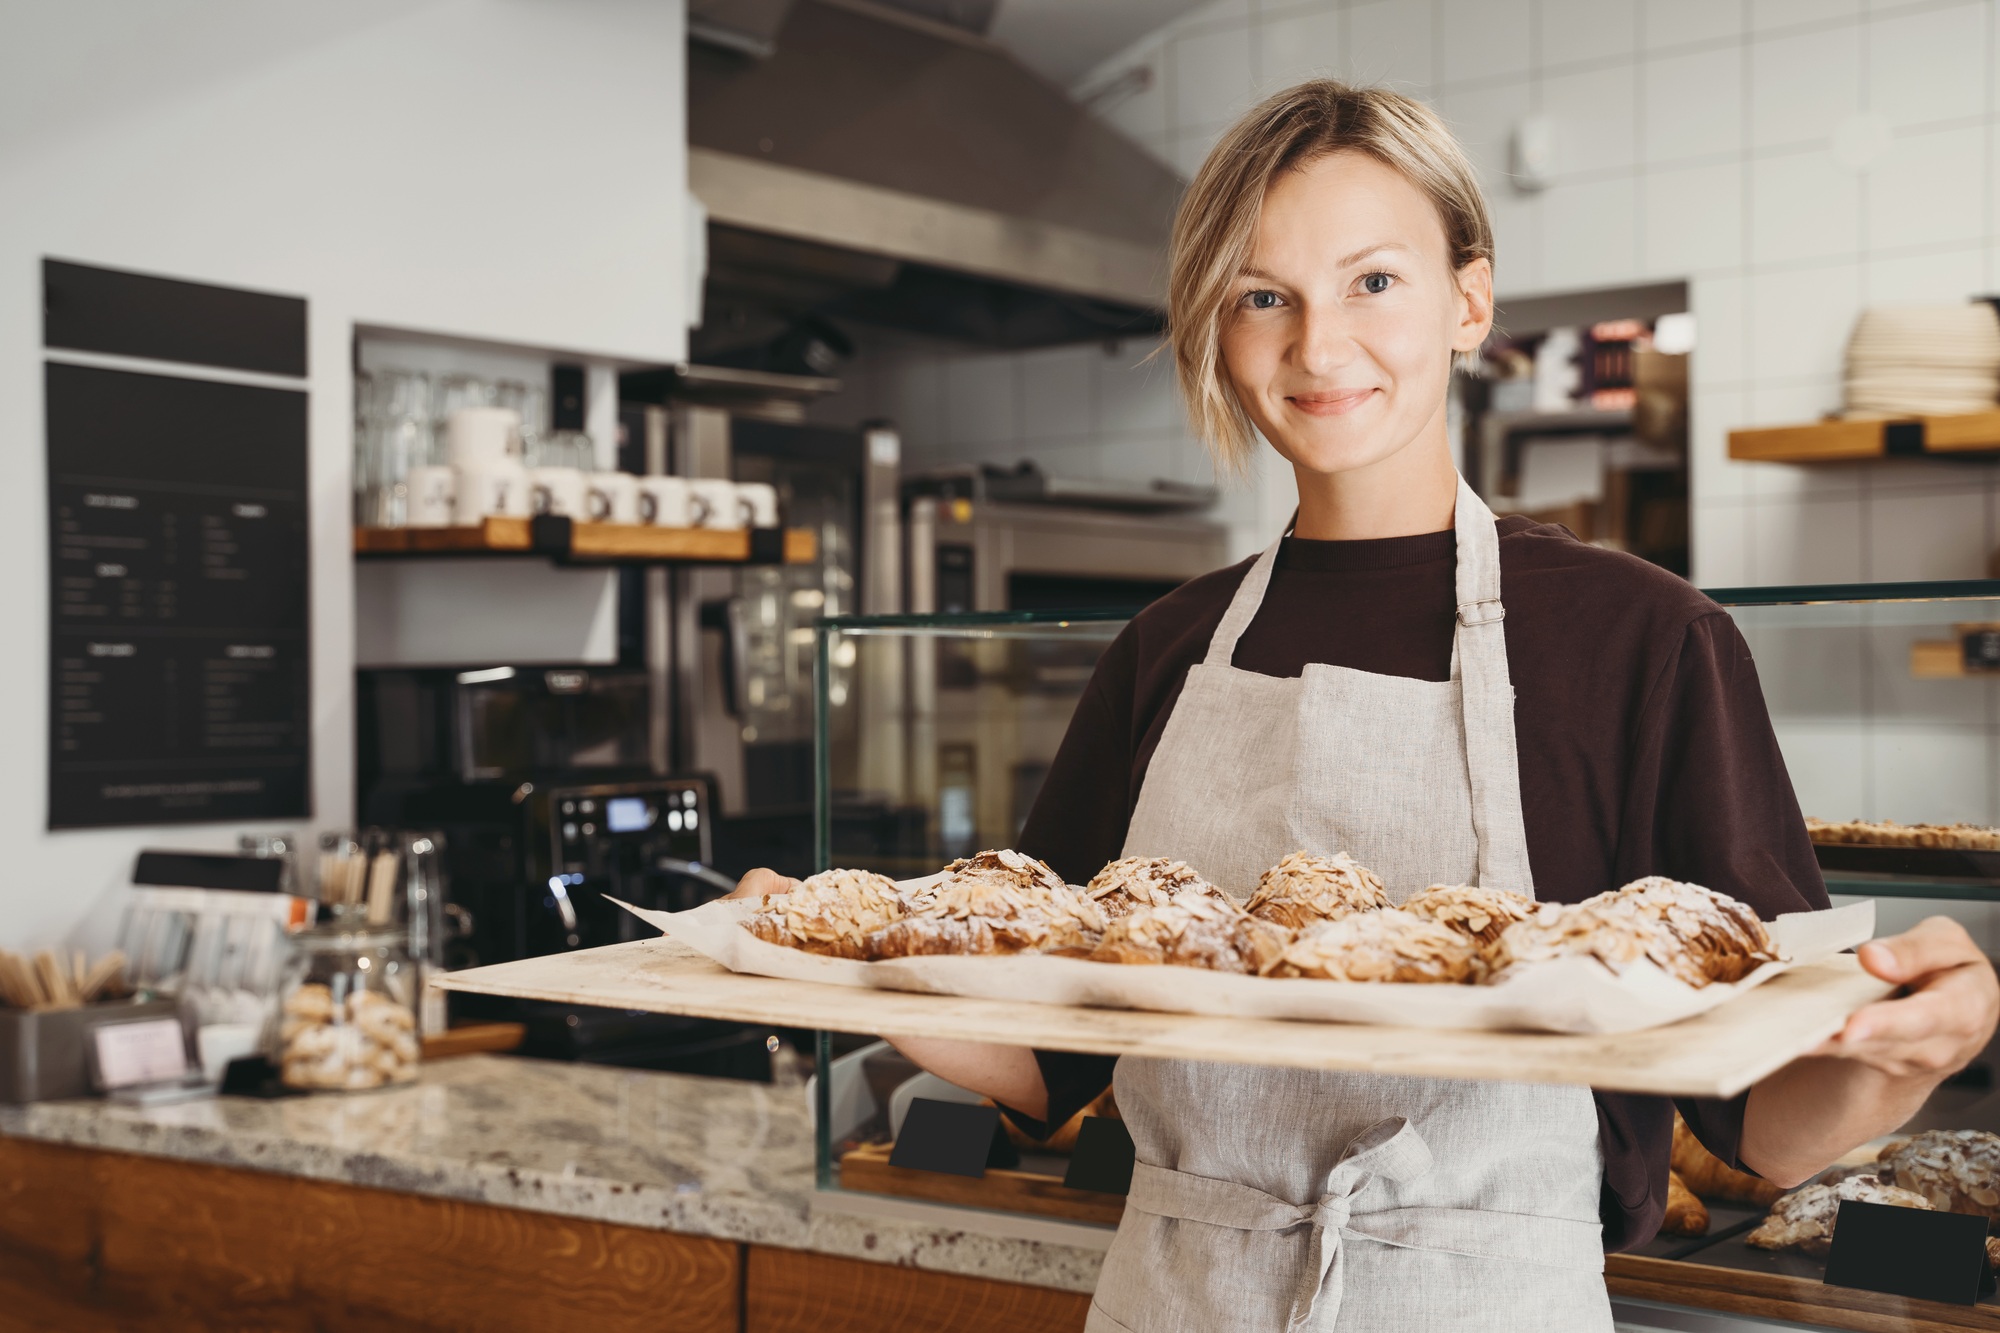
[{"left": 1292, "top": 301, "right": 1359, "bottom": 377}]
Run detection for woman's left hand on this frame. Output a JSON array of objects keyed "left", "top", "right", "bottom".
[{"left": 1812, "top": 916, "right": 2000, "bottom": 1079}]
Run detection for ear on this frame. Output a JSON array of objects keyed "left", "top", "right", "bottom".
[{"left": 1450, "top": 257, "right": 1495, "bottom": 355}]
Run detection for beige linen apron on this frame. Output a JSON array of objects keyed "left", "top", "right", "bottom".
[{"left": 1085, "top": 478, "right": 1610, "bottom": 1332}]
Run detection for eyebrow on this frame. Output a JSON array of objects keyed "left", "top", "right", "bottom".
[{"left": 1236, "top": 243, "right": 1412, "bottom": 281}]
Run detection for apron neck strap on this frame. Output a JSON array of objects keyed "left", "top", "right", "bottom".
[
  {"left": 1202, "top": 535, "right": 1284, "bottom": 667},
  {"left": 1450, "top": 476, "right": 1536, "bottom": 895},
  {"left": 1452, "top": 474, "right": 1504, "bottom": 627}
]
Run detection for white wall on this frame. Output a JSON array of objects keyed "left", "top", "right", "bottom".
[
  {"left": 1083, "top": 0, "right": 2000, "bottom": 586},
  {"left": 0, "top": 0, "right": 688, "bottom": 950}
]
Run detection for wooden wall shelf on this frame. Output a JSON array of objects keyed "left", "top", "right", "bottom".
[
  {"left": 355, "top": 516, "right": 816, "bottom": 566},
  {"left": 1730, "top": 410, "right": 2000, "bottom": 463}
]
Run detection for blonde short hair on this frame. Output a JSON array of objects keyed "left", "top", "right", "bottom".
[{"left": 1168, "top": 81, "right": 1494, "bottom": 472}]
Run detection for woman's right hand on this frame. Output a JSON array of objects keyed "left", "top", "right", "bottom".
[{"left": 727, "top": 867, "right": 799, "bottom": 900}]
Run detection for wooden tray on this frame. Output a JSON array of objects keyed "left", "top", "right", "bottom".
[
  {"left": 432, "top": 937, "right": 1894, "bottom": 1098},
  {"left": 837, "top": 1142, "right": 1125, "bottom": 1228}
]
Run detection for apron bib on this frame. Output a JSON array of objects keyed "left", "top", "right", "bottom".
[{"left": 1086, "top": 478, "right": 1610, "bottom": 1333}]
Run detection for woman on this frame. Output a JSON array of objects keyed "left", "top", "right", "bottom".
[{"left": 735, "top": 83, "right": 1999, "bottom": 1329}]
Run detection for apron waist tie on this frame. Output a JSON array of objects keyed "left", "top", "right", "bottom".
[{"left": 1122, "top": 1118, "right": 1603, "bottom": 1331}]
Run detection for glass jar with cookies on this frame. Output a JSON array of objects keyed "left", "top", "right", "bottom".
[{"left": 275, "top": 919, "right": 421, "bottom": 1093}]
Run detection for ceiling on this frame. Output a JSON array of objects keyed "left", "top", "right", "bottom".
[{"left": 889, "top": 0, "right": 1213, "bottom": 88}]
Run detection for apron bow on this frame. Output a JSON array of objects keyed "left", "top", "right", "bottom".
[
  {"left": 1288, "top": 1117, "right": 1433, "bottom": 1330},
  {"left": 1124, "top": 1117, "right": 1433, "bottom": 1332}
]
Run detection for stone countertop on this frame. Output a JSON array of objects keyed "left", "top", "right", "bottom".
[{"left": 0, "top": 1054, "right": 1106, "bottom": 1294}]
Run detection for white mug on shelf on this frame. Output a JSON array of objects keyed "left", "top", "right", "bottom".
[
  {"left": 735, "top": 482, "right": 779, "bottom": 529},
  {"left": 586, "top": 471, "right": 640, "bottom": 525},
  {"left": 528, "top": 466, "right": 586, "bottom": 518},
  {"left": 637, "top": 476, "right": 692, "bottom": 527},
  {"left": 405, "top": 465, "right": 457, "bottom": 528},
  {"left": 687, "top": 478, "right": 743, "bottom": 530},
  {"left": 446, "top": 407, "right": 522, "bottom": 469},
  {"left": 453, "top": 459, "right": 529, "bottom": 524}
]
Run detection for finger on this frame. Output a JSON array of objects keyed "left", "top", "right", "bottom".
[
  {"left": 729, "top": 868, "right": 799, "bottom": 900},
  {"left": 1821, "top": 971, "right": 1996, "bottom": 1073},
  {"left": 1856, "top": 917, "right": 1984, "bottom": 984},
  {"left": 1835, "top": 984, "right": 1969, "bottom": 1048}
]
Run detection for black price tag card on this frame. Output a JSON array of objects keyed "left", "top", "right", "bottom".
[
  {"left": 890, "top": 1098, "right": 1000, "bottom": 1179},
  {"left": 1824, "top": 1199, "right": 1988, "bottom": 1306},
  {"left": 1063, "top": 1115, "right": 1136, "bottom": 1196}
]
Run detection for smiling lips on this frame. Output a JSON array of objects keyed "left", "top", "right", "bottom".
[{"left": 1285, "top": 388, "right": 1378, "bottom": 417}]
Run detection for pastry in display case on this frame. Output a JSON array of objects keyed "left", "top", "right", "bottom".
[{"left": 809, "top": 588, "right": 2000, "bottom": 1329}]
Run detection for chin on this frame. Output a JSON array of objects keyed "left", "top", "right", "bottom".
[{"left": 1270, "top": 426, "right": 1407, "bottom": 479}]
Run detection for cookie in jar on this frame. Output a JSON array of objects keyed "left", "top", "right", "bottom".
[{"left": 278, "top": 921, "right": 422, "bottom": 1092}]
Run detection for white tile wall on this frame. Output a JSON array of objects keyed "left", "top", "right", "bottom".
[
  {"left": 1642, "top": 46, "right": 1746, "bottom": 165},
  {"left": 1642, "top": 0, "right": 1744, "bottom": 49},
  {"left": 848, "top": 0, "right": 2000, "bottom": 591},
  {"left": 1866, "top": 1, "right": 1989, "bottom": 129},
  {"left": 1539, "top": 0, "right": 1639, "bottom": 69},
  {"left": 1750, "top": 24, "right": 1861, "bottom": 149},
  {"left": 1347, "top": 0, "right": 1435, "bottom": 92}
]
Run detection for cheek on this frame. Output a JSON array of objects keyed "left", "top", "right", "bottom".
[
  {"left": 1219, "top": 321, "right": 1279, "bottom": 397},
  {"left": 1356, "top": 302, "right": 1453, "bottom": 386}
]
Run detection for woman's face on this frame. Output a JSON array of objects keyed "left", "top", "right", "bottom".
[{"left": 1219, "top": 150, "right": 1492, "bottom": 480}]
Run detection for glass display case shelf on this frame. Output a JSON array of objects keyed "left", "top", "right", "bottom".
[{"left": 808, "top": 580, "right": 2000, "bottom": 1314}]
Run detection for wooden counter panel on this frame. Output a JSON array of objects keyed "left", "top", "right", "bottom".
[
  {"left": 747, "top": 1246, "right": 1090, "bottom": 1333},
  {"left": 0, "top": 1138, "right": 738, "bottom": 1333},
  {"left": 1608, "top": 1253, "right": 2000, "bottom": 1333}
]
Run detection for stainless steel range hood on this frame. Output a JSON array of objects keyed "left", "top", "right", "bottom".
[{"left": 687, "top": 0, "right": 1183, "bottom": 354}]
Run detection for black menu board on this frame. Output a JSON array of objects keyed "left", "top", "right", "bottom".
[{"left": 46, "top": 362, "right": 309, "bottom": 827}]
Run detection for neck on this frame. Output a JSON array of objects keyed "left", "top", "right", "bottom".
[{"left": 1289, "top": 407, "right": 1458, "bottom": 542}]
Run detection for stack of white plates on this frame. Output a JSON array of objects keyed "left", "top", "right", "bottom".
[{"left": 1844, "top": 304, "right": 2000, "bottom": 417}]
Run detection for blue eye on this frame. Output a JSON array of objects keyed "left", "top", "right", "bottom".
[
  {"left": 1244, "top": 290, "right": 1281, "bottom": 310},
  {"left": 1360, "top": 272, "right": 1394, "bottom": 295}
]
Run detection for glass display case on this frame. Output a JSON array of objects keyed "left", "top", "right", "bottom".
[{"left": 811, "top": 586, "right": 2000, "bottom": 1331}]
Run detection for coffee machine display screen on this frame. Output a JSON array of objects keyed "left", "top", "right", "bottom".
[{"left": 605, "top": 796, "right": 653, "bottom": 834}]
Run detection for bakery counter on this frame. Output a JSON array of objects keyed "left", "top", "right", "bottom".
[
  {"left": 0, "top": 1051, "right": 1985, "bottom": 1333},
  {"left": 0, "top": 1054, "right": 1104, "bottom": 1332}
]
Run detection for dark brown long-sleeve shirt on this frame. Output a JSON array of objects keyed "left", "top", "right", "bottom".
[{"left": 1011, "top": 516, "right": 1829, "bottom": 1252}]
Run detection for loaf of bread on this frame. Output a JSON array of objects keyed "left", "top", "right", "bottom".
[
  {"left": 1245, "top": 852, "right": 1389, "bottom": 930},
  {"left": 1747, "top": 1176, "right": 1933, "bottom": 1258},
  {"left": 868, "top": 863, "right": 1104, "bottom": 959},
  {"left": 1401, "top": 883, "right": 1534, "bottom": 948},
  {"left": 745, "top": 868, "right": 907, "bottom": 959},
  {"left": 1484, "top": 878, "right": 1779, "bottom": 989},
  {"left": 1273, "top": 909, "right": 1477, "bottom": 984},
  {"left": 1084, "top": 856, "right": 1230, "bottom": 920},
  {"left": 1089, "top": 896, "right": 1290, "bottom": 975},
  {"left": 1875, "top": 1129, "right": 2000, "bottom": 1218}
]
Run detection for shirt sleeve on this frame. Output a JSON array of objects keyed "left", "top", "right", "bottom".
[
  {"left": 1619, "top": 611, "right": 1831, "bottom": 1220},
  {"left": 996, "top": 626, "right": 1147, "bottom": 1138}
]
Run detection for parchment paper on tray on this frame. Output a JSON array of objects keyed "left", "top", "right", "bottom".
[{"left": 613, "top": 888, "right": 1875, "bottom": 1036}]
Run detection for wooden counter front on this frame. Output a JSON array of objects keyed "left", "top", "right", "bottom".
[{"left": 0, "top": 1138, "right": 1088, "bottom": 1333}]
